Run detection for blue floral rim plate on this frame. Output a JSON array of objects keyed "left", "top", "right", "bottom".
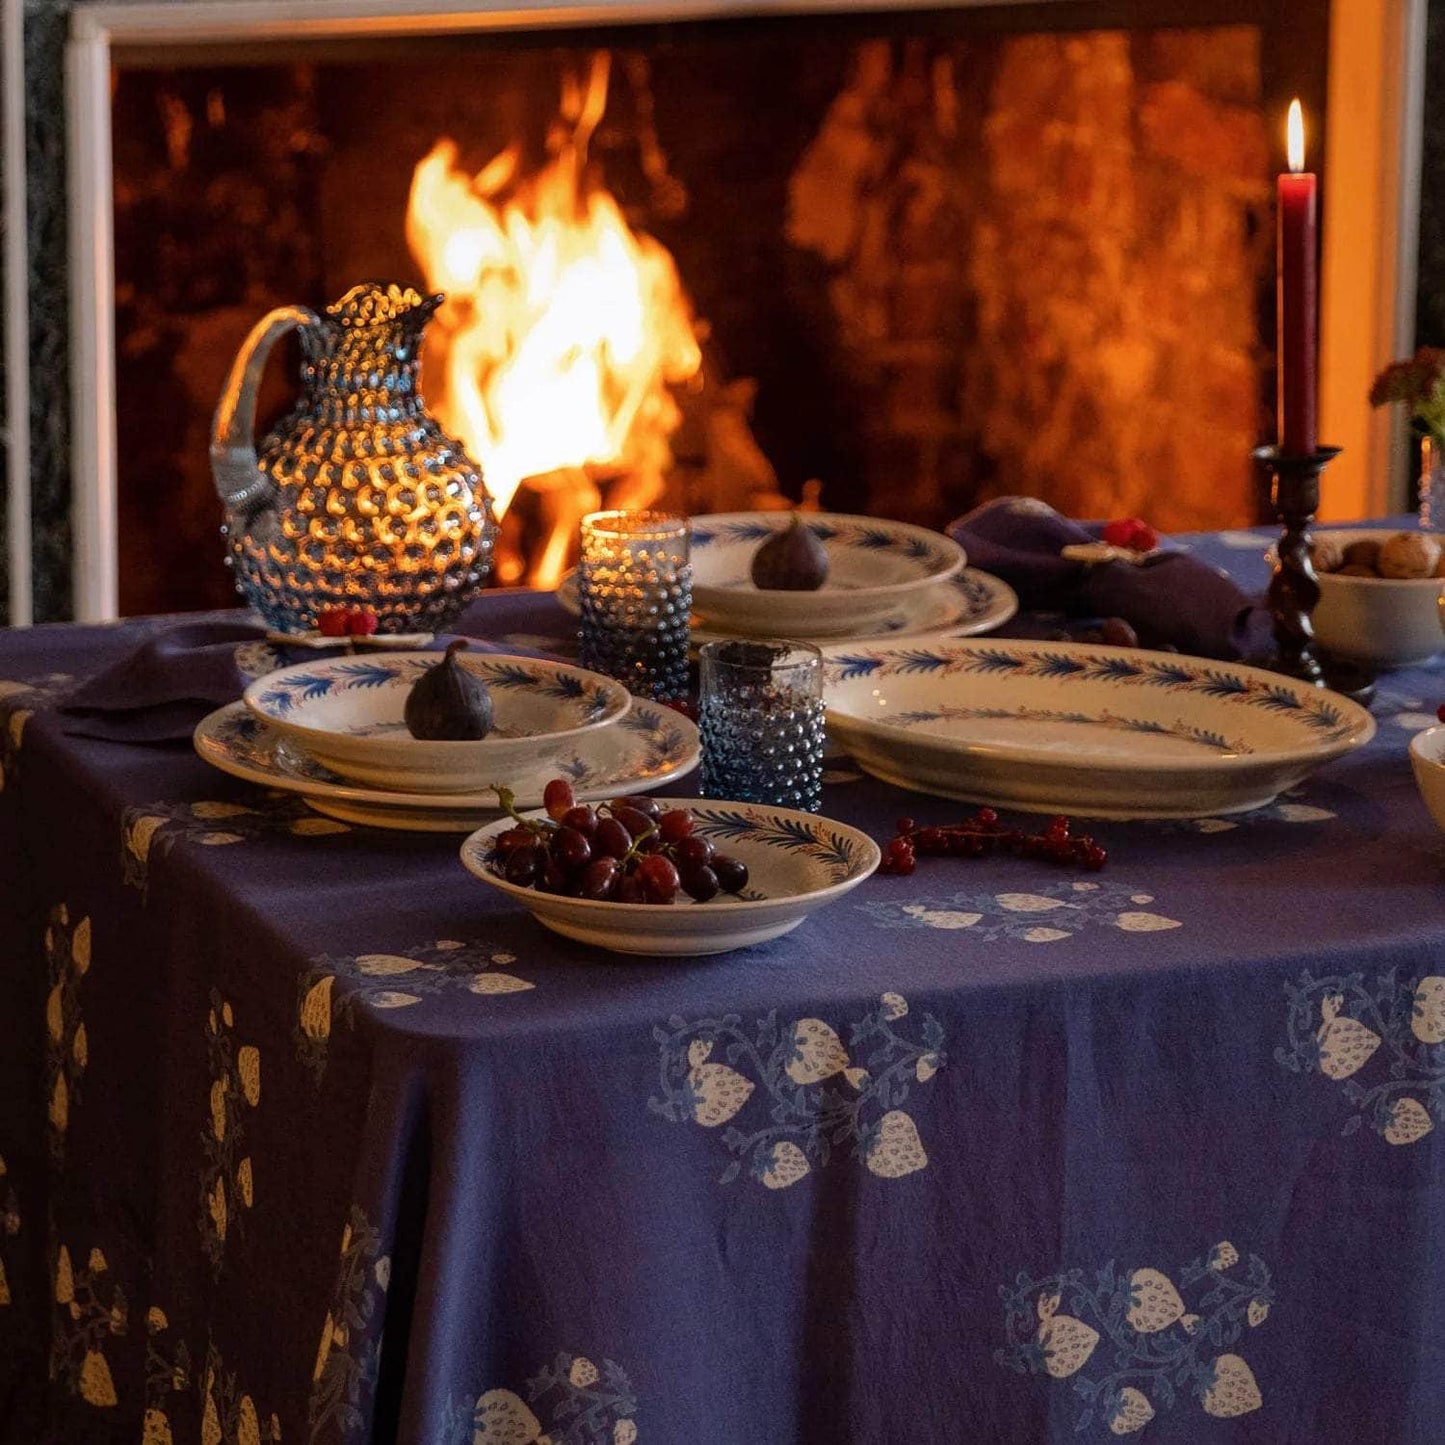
[
  {"left": 823, "top": 640, "right": 1376, "bottom": 819},
  {"left": 460, "top": 800, "right": 881, "bottom": 956},
  {"left": 194, "top": 702, "right": 698, "bottom": 832},
  {"left": 243, "top": 652, "right": 631, "bottom": 794},
  {"left": 687, "top": 512, "right": 966, "bottom": 638}
]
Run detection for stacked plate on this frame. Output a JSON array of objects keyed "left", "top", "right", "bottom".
[
  {"left": 559, "top": 512, "right": 1018, "bottom": 647},
  {"left": 194, "top": 652, "right": 700, "bottom": 831}
]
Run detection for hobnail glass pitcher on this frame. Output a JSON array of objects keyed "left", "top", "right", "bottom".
[{"left": 210, "top": 282, "right": 497, "bottom": 633}]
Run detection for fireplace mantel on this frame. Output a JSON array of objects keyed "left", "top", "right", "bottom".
[{"left": 0, "top": 0, "right": 1428, "bottom": 622}]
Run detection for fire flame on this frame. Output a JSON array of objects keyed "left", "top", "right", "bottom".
[{"left": 405, "top": 52, "right": 703, "bottom": 582}]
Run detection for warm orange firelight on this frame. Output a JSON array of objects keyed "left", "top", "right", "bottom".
[
  {"left": 1287, "top": 98, "right": 1305, "bottom": 173},
  {"left": 405, "top": 51, "right": 702, "bottom": 571}
]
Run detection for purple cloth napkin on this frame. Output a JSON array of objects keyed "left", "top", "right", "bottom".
[
  {"left": 57, "top": 616, "right": 566, "bottom": 744},
  {"left": 949, "top": 497, "right": 1271, "bottom": 660}
]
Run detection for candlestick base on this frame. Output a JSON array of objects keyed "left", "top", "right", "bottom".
[{"left": 1251, "top": 444, "right": 1375, "bottom": 706}]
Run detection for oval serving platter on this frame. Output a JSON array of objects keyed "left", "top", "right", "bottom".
[
  {"left": 460, "top": 799, "right": 880, "bottom": 956},
  {"left": 823, "top": 640, "right": 1375, "bottom": 819}
]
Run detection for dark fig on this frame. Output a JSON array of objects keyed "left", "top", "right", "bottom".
[
  {"left": 750, "top": 513, "right": 829, "bottom": 591},
  {"left": 403, "top": 639, "right": 494, "bottom": 740}
]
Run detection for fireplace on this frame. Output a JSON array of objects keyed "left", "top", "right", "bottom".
[{"left": 17, "top": 0, "right": 1425, "bottom": 621}]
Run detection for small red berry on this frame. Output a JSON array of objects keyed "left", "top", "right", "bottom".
[
  {"left": 975, "top": 807, "right": 999, "bottom": 828},
  {"left": 896, "top": 817, "right": 916, "bottom": 836},
  {"left": 345, "top": 606, "right": 379, "bottom": 636},
  {"left": 316, "top": 607, "right": 349, "bottom": 638},
  {"left": 1437, "top": 703, "right": 1445, "bottom": 723},
  {"left": 1101, "top": 517, "right": 1159, "bottom": 552}
]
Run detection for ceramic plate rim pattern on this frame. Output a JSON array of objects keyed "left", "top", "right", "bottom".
[
  {"left": 557, "top": 566, "right": 1019, "bottom": 645},
  {"left": 459, "top": 799, "right": 881, "bottom": 954},
  {"left": 823, "top": 640, "right": 1376, "bottom": 773},
  {"left": 242, "top": 651, "right": 631, "bottom": 752},
  {"left": 194, "top": 701, "right": 699, "bottom": 809}
]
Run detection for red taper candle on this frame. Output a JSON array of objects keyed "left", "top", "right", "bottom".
[{"left": 1277, "top": 99, "right": 1318, "bottom": 456}]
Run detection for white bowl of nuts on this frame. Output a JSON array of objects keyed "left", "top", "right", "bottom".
[{"left": 1298, "top": 527, "right": 1445, "bottom": 669}]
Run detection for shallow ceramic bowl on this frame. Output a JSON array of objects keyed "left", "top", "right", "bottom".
[
  {"left": 244, "top": 652, "right": 630, "bottom": 793},
  {"left": 1409, "top": 726, "right": 1445, "bottom": 834},
  {"left": 460, "top": 799, "right": 880, "bottom": 956},
  {"left": 1282, "top": 528, "right": 1444, "bottom": 668},
  {"left": 689, "top": 512, "right": 965, "bottom": 638},
  {"left": 824, "top": 639, "right": 1375, "bottom": 819}
]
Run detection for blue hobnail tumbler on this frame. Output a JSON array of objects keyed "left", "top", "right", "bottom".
[
  {"left": 699, "top": 640, "right": 825, "bottom": 811},
  {"left": 578, "top": 511, "right": 692, "bottom": 703}
]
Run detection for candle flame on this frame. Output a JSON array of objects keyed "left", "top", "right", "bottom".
[{"left": 1287, "top": 99, "right": 1305, "bottom": 173}]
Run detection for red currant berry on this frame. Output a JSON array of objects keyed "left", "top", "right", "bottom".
[
  {"left": 896, "top": 817, "right": 917, "bottom": 836},
  {"left": 316, "top": 607, "right": 349, "bottom": 638},
  {"left": 1438, "top": 703, "right": 1445, "bottom": 723},
  {"left": 345, "top": 606, "right": 379, "bottom": 637},
  {"left": 976, "top": 807, "right": 999, "bottom": 828}
]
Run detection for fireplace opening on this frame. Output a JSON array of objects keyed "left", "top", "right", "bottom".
[{"left": 111, "top": 7, "right": 1325, "bottom": 618}]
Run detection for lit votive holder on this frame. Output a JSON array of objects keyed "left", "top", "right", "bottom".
[
  {"left": 699, "top": 639, "right": 825, "bottom": 812},
  {"left": 578, "top": 510, "right": 692, "bottom": 702}
]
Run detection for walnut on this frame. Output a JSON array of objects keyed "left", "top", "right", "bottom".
[
  {"left": 1377, "top": 530, "right": 1441, "bottom": 579},
  {"left": 1309, "top": 535, "right": 1345, "bottom": 573},
  {"left": 1341, "top": 538, "right": 1382, "bottom": 573}
]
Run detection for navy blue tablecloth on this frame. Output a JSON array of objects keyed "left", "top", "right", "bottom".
[{"left": 2, "top": 531, "right": 1444, "bottom": 1443}]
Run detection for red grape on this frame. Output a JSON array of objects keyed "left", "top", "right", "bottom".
[
  {"left": 493, "top": 827, "right": 535, "bottom": 856},
  {"left": 504, "top": 846, "right": 542, "bottom": 886},
  {"left": 562, "top": 805, "right": 597, "bottom": 836},
  {"left": 594, "top": 818, "right": 632, "bottom": 860},
  {"left": 658, "top": 809, "right": 694, "bottom": 843},
  {"left": 712, "top": 855, "right": 748, "bottom": 894},
  {"left": 579, "top": 857, "right": 620, "bottom": 900},
  {"left": 616, "top": 873, "right": 646, "bottom": 904},
  {"left": 673, "top": 835, "right": 715, "bottom": 870},
  {"left": 551, "top": 827, "right": 592, "bottom": 869},
  {"left": 543, "top": 779, "right": 576, "bottom": 821},
  {"left": 612, "top": 807, "right": 654, "bottom": 840},
  {"left": 638, "top": 854, "right": 680, "bottom": 902},
  {"left": 680, "top": 865, "right": 719, "bottom": 902}
]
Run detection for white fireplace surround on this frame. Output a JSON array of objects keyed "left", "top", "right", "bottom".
[{"left": 0, "top": 0, "right": 1428, "bottom": 620}]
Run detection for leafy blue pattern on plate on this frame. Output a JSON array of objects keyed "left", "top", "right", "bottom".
[{"left": 887, "top": 704, "right": 1245, "bottom": 753}]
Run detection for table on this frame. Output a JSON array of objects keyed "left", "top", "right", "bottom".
[{"left": 1, "top": 528, "right": 1443, "bottom": 1444}]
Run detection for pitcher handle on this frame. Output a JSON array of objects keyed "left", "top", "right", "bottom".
[{"left": 209, "top": 305, "right": 319, "bottom": 513}]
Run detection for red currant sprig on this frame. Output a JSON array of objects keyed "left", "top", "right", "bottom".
[{"left": 878, "top": 809, "right": 1106, "bottom": 875}]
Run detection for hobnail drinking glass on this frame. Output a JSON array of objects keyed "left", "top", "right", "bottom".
[
  {"left": 578, "top": 511, "right": 692, "bottom": 702},
  {"left": 699, "top": 639, "right": 825, "bottom": 811}
]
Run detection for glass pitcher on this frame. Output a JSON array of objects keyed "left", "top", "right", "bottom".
[{"left": 210, "top": 282, "right": 496, "bottom": 633}]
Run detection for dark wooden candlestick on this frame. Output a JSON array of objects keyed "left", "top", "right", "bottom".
[{"left": 1252, "top": 444, "right": 1372, "bottom": 702}]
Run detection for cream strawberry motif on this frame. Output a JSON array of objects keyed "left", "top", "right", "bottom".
[
  {"left": 759, "top": 1141, "right": 811, "bottom": 1190},
  {"left": 1202, "top": 1353, "right": 1262, "bottom": 1418},
  {"left": 1315, "top": 994, "right": 1381, "bottom": 1079},
  {"left": 199, "top": 992, "right": 261, "bottom": 1271},
  {"left": 1125, "top": 1268, "right": 1184, "bottom": 1333},
  {"left": 785, "top": 1018, "right": 849, "bottom": 1085},
  {"left": 460, "top": 1354, "right": 639, "bottom": 1445},
  {"left": 686, "top": 1060, "right": 754, "bottom": 1127},
  {"left": 472, "top": 1389, "right": 542, "bottom": 1443},
  {"left": 1384, "top": 1096, "right": 1434, "bottom": 1146},
  {"left": 43, "top": 906, "right": 91, "bottom": 1163},
  {"left": 1036, "top": 1292, "right": 1099, "bottom": 1379},
  {"left": 1107, "top": 1387, "right": 1155, "bottom": 1435},
  {"left": 865, "top": 1110, "right": 928, "bottom": 1179},
  {"left": 1411, "top": 976, "right": 1445, "bottom": 1044}
]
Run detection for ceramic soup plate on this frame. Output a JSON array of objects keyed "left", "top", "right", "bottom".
[
  {"left": 244, "top": 652, "right": 630, "bottom": 793},
  {"left": 689, "top": 512, "right": 965, "bottom": 638},
  {"left": 460, "top": 800, "right": 880, "bottom": 956},
  {"left": 824, "top": 640, "right": 1375, "bottom": 819}
]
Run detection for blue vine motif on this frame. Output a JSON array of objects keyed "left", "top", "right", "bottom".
[
  {"left": 685, "top": 806, "right": 869, "bottom": 883},
  {"left": 858, "top": 881, "right": 1182, "bottom": 944},
  {"left": 647, "top": 994, "right": 945, "bottom": 1187},
  {"left": 441, "top": 1354, "right": 638, "bottom": 1445},
  {"left": 1276, "top": 969, "right": 1445, "bottom": 1145},
  {"left": 824, "top": 646, "right": 1355, "bottom": 740},
  {"left": 887, "top": 705, "right": 1244, "bottom": 754},
  {"left": 996, "top": 1245, "right": 1274, "bottom": 1434}
]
